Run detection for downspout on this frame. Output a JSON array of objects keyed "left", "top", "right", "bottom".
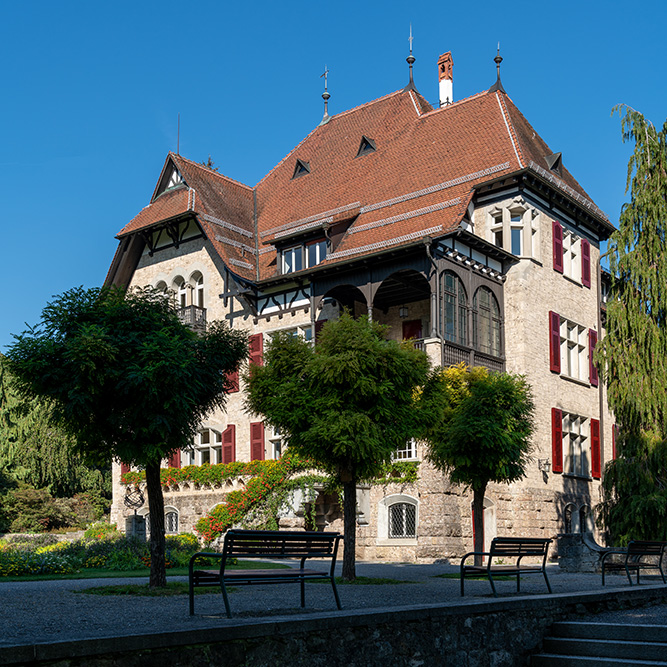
[
  {"left": 424, "top": 237, "right": 442, "bottom": 366},
  {"left": 597, "top": 255, "right": 605, "bottom": 475}
]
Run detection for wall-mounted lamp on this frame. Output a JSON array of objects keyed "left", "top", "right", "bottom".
[
  {"left": 538, "top": 459, "right": 551, "bottom": 473},
  {"left": 399, "top": 306, "right": 409, "bottom": 318}
]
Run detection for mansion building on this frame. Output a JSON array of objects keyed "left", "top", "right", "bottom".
[{"left": 107, "top": 51, "right": 615, "bottom": 561}]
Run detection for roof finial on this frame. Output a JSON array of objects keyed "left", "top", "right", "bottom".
[
  {"left": 489, "top": 43, "right": 506, "bottom": 94},
  {"left": 404, "top": 23, "right": 417, "bottom": 92},
  {"left": 320, "top": 66, "right": 331, "bottom": 124}
]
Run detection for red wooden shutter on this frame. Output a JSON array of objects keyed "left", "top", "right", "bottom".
[
  {"left": 249, "top": 334, "right": 263, "bottom": 367},
  {"left": 120, "top": 462, "right": 130, "bottom": 475},
  {"left": 250, "top": 421, "right": 265, "bottom": 461},
  {"left": 222, "top": 424, "right": 236, "bottom": 464},
  {"left": 588, "top": 329, "right": 599, "bottom": 387},
  {"left": 226, "top": 368, "right": 240, "bottom": 393},
  {"left": 549, "top": 311, "right": 561, "bottom": 373},
  {"left": 551, "top": 408, "right": 563, "bottom": 473},
  {"left": 168, "top": 451, "right": 181, "bottom": 469},
  {"left": 591, "top": 418, "right": 601, "bottom": 479},
  {"left": 581, "top": 239, "right": 591, "bottom": 288},
  {"left": 553, "top": 220, "right": 564, "bottom": 273},
  {"left": 612, "top": 424, "right": 618, "bottom": 460}
]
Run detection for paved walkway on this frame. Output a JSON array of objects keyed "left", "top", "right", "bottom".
[{"left": 2, "top": 561, "right": 667, "bottom": 649}]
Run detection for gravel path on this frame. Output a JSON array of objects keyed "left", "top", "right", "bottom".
[{"left": 1, "top": 563, "right": 666, "bottom": 647}]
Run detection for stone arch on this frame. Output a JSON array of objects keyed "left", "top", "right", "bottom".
[
  {"left": 378, "top": 493, "right": 419, "bottom": 543},
  {"left": 316, "top": 284, "right": 367, "bottom": 318}
]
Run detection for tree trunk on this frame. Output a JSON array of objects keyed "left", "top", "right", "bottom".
[
  {"left": 145, "top": 461, "right": 167, "bottom": 588},
  {"left": 341, "top": 473, "right": 357, "bottom": 581},
  {"left": 472, "top": 485, "right": 486, "bottom": 567}
]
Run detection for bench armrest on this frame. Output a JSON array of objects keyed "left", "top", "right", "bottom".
[
  {"left": 601, "top": 549, "right": 627, "bottom": 564},
  {"left": 460, "top": 551, "right": 491, "bottom": 566}
]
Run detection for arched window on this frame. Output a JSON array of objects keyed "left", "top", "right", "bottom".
[
  {"left": 165, "top": 509, "right": 179, "bottom": 534},
  {"left": 440, "top": 271, "right": 467, "bottom": 345},
  {"left": 173, "top": 276, "right": 187, "bottom": 309},
  {"left": 473, "top": 287, "right": 501, "bottom": 357},
  {"left": 190, "top": 272, "right": 204, "bottom": 308},
  {"left": 389, "top": 502, "right": 416, "bottom": 538},
  {"left": 378, "top": 494, "right": 418, "bottom": 543}
]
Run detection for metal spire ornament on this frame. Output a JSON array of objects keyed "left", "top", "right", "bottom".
[
  {"left": 320, "top": 66, "right": 331, "bottom": 124},
  {"left": 489, "top": 43, "right": 506, "bottom": 93},
  {"left": 404, "top": 24, "right": 416, "bottom": 91}
]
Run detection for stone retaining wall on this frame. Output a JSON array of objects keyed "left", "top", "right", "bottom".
[{"left": 5, "top": 587, "right": 667, "bottom": 667}]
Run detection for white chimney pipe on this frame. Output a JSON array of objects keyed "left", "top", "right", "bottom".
[{"left": 438, "top": 52, "right": 453, "bottom": 107}]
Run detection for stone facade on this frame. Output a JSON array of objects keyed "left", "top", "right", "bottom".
[{"left": 108, "top": 55, "right": 615, "bottom": 564}]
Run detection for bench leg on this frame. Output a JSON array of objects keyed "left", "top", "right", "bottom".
[
  {"left": 516, "top": 572, "right": 521, "bottom": 593},
  {"left": 300, "top": 576, "right": 305, "bottom": 608},
  {"left": 602, "top": 564, "right": 606, "bottom": 586},
  {"left": 460, "top": 565, "right": 465, "bottom": 597},
  {"left": 221, "top": 582, "right": 232, "bottom": 619},
  {"left": 660, "top": 567, "right": 666, "bottom": 584},
  {"left": 543, "top": 569, "right": 552, "bottom": 594},
  {"left": 189, "top": 581, "right": 195, "bottom": 616},
  {"left": 625, "top": 564, "right": 634, "bottom": 586},
  {"left": 330, "top": 576, "right": 342, "bottom": 610},
  {"left": 488, "top": 574, "right": 498, "bottom": 597}
]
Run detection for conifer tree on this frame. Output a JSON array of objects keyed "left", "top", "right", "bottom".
[{"left": 596, "top": 107, "right": 667, "bottom": 542}]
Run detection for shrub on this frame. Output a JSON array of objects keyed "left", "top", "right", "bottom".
[
  {"left": 3, "top": 486, "right": 73, "bottom": 533},
  {"left": 84, "top": 521, "right": 118, "bottom": 540}
]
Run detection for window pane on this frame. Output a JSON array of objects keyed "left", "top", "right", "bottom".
[{"left": 511, "top": 228, "right": 521, "bottom": 255}]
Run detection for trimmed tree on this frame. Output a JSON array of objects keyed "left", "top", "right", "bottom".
[
  {"left": 6, "top": 286, "right": 247, "bottom": 586},
  {"left": 596, "top": 106, "right": 667, "bottom": 542},
  {"left": 420, "top": 364, "right": 535, "bottom": 564},
  {"left": 245, "top": 313, "right": 430, "bottom": 580}
]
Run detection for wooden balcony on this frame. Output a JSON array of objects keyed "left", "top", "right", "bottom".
[{"left": 178, "top": 305, "right": 207, "bottom": 332}]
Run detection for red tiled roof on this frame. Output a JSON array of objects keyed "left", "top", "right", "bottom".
[{"left": 111, "top": 86, "right": 609, "bottom": 286}]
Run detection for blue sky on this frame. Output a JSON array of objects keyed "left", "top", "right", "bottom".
[{"left": 2, "top": 0, "right": 666, "bottom": 351}]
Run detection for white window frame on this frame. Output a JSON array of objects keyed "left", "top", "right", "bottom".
[
  {"left": 190, "top": 428, "right": 222, "bottom": 466},
  {"left": 306, "top": 239, "right": 328, "bottom": 268},
  {"left": 268, "top": 426, "right": 283, "bottom": 460},
  {"left": 377, "top": 494, "right": 418, "bottom": 545},
  {"left": 268, "top": 324, "right": 313, "bottom": 344},
  {"left": 563, "top": 229, "right": 581, "bottom": 282},
  {"left": 487, "top": 199, "right": 540, "bottom": 260},
  {"left": 392, "top": 439, "right": 418, "bottom": 461},
  {"left": 281, "top": 246, "right": 303, "bottom": 274},
  {"left": 559, "top": 317, "right": 588, "bottom": 383},
  {"left": 165, "top": 507, "right": 179, "bottom": 534},
  {"left": 562, "top": 412, "right": 590, "bottom": 478}
]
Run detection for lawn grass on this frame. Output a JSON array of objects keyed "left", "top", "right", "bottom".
[{"left": 0, "top": 560, "right": 288, "bottom": 583}]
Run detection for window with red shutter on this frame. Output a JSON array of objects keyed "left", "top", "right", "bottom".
[
  {"left": 591, "top": 418, "right": 601, "bottom": 479},
  {"left": 226, "top": 368, "right": 240, "bottom": 393},
  {"left": 553, "top": 220, "right": 564, "bottom": 273},
  {"left": 552, "top": 408, "right": 563, "bottom": 473},
  {"left": 249, "top": 334, "right": 263, "bottom": 367},
  {"left": 549, "top": 311, "right": 561, "bottom": 373},
  {"left": 222, "top": 424, "right": 236, "bottom": 464},
  {"left": 588, "top": 329, "right": 598, "bottom": 387},
  {"left": 168, "top": 451, "right": 181, "bottom": 469},
  {"left": 581, "top": 239, "right": 591, "bottom": 288},
  {"left": 120, "top": 462, "right": 130, "bottom": 475},
  {"left": 250, "top": 421, "right": 265, "bottom": 461}
]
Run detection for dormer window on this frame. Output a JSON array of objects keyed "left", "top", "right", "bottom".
[
  {"left": 292, "top": 159, "right": 311, "bottom": 179},
  {"left": 281, "top": 246, "right": 303, "bottom": 274},
  {"left": 167, "top": 169, "right": 183, "bottom": 189},
  {"left": 546, "top": 152, "right": 562, "bottom": 177},
  {"left": 357, "top": 135, "right": 376, "bottom": 157},
  {"left": 306, "top": 239, "right": 327, "bottom": 268}
]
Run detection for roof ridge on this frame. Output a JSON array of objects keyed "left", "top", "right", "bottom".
[
  {"left": 418, "top": 89, "right": 494, "bottom": 119},
  {"left": 170, "top": 152, "right": 254, "bottom": 191},
  {"left": 494, "top": 91, "right": 524, "bottom": 168},
  {"left": 325, "top": 88, "right": 407, "bottom": 123}
]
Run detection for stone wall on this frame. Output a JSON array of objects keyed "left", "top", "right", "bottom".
[{"left": 8, "top": 587, "right": 667, "bottom": 667}]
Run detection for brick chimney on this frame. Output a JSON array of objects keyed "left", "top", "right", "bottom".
[{"left": 438, "top": 52, "right": 453, "bottom": 107}]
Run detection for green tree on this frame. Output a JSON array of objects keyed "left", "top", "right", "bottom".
[
  {"left": 245, "top": 314, "right": 430, "bottom": 580},
  {"left": 596, "top": 107, "right": 667, "bottom": 542},
  {"left": 420, "top": 364, "right": 535, "bottom": 564},
  {"left": 6, "top": 286, "right": 247, "bottom": 586},
  {"left": 0, "top": 355, "right": 110, "bottom": 498}
]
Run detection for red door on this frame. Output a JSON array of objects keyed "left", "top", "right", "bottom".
[{"left": 402, "top": 319, "right": 422, "bottom": 341}]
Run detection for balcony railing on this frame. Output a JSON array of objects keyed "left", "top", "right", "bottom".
[
  {"left": 178, "top": 305, "right": 207, "bottom": 332},
  {"left": 442, "top": 340, "right": 504, "bottom": 372}
]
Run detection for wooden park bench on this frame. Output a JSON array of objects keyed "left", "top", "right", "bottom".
[
  {"left": 188, "top": 528, "right": 343, "bottom": 618},
  {"left": 460, "top": 536, "right": 553, "bottom": 597},
  {"left": 601, "top": 540, "right": 667, "bottom": 586}
]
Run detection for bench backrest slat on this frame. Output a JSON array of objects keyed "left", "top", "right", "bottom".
[
  {"left": 627, "top": 541, "right": 667, "bottom": 556},
  {"left": 223, "top": 530, "right": 339, "bottom": 558},
  {"left": 489, "top": 537, "right": 551, "bottom": 558}
]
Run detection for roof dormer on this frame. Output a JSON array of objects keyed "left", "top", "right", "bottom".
[{"left": 153, "top": 158, "right": 187, "bottom": 200}]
